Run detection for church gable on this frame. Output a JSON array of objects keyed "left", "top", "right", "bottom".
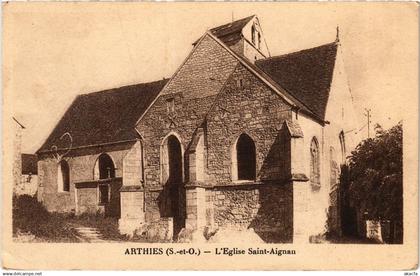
[
  {"left": 136, "top": 33, "right": 240, "bottom": 189},
  {"left": 159, "top": 34, "right": 239, "bottom": 100},
  {"left": 206, "top": 61, "right": 293, "bottom": 184}
]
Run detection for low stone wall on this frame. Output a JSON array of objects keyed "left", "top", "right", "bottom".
[
  {"left": 75, "top": 178, "right": 122, "bottom": 216},
  {"left": 76, "top": 185, "right": 98, "bottom": 214}
]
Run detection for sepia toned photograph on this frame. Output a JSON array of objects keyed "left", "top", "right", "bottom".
[{"left": 2, "top": 2, "right": 418, "bottom": 270}]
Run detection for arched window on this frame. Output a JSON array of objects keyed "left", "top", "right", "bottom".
[
  {"left": 233, "top": 133, "right": 256, "bottom": 181},
  {"left": 167, "top": 136, "right": 183, "bottom": 184},
  {"left": 310, "top": 137, "right": 320, "bottom": 190},
  {"left": 251, "top": 25, "right": 256, "bottom": 44},
  {"left": 330, "top": 147, "right": 339, "bottom": 190},
  {"left": 160, "top": 133, "right": 185, "bottom": 235},
  {"left": 161, "top": 134, "right": 184, "bottom": 184},
  {"left": 339, "top": 131, "right": 346, "bottom": 164},
  {"left": 57, "top": 160, "right": 70, "bottom": 192},
  {"left": 94, "top": 153, "right": 115, "bottom": 180}
]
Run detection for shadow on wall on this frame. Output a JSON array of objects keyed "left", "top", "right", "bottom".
[
  {"left": 248, "top": 183, "right": 293, "bottom": 243},
  {"left": 157, "top": 181, "right": 186, "bottom": 239},
  {"left": 156, "top": 135, "right": 187, "bottom": 239},
  {"left": 105, "top": 179, "right": 122, "bottom": 218},
  {"left": 258, "top": 128, "right": 291, "bottom": 182},
  {"left": 249, "top": 126, "right": 293, "bottom": 243}
]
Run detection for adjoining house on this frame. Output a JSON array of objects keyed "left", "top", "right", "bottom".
[
  {"left": 37, "top": 15, "right": 359, "bottom": 242},
  {"left": 14, "top": 154, "right": 38, "bottom": 196}
]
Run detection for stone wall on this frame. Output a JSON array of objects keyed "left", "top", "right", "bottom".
[
  {"left": 136, "top": 35, "right": 297, "bottom": 238},
  {"left": 206, "top": 63, "right": 293, "bottom": 184},
  {"left": 38, "top": 141, "right": 135, "bottom": 213},
  {"left": 136, "top": 34, "right": 240, "bottom": 223},
  {"left": 123, "top": 141, "right": 143, "bottom": 186},
  {"left": 212, "top": 183, "right": 293, "bottom": 243},
  {"left": 75, "top": 177, "right": 123, "bottom": 217},
  {"left": 120, "top": 188, "right": 144, "bottom": 220},
  {"left": 13, "top": 121, "right": 23, "bottom": 195},
  {"left": 76, "top": 185, "right": 98, "bottom": 214},
  {"left": 15, "top": 174, "right": 38, "bottom": 196},
  {"left": 145, "top": 189, "right": 166, "bottom": 222}
]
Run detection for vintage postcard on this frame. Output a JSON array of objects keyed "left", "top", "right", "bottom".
[{"left": 2, "top": 2, "right": 418, "bottom": 271}]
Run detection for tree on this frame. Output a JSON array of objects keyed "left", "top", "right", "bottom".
[{"left": 346, "top": 122, "right": 402, "bottom": 243}]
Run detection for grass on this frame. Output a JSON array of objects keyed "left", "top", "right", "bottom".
[
  {"left": 13, "top": 195, "right": 130, "bottom": 242},
  {"left": 12, "top": 195, "right": 163, "bottom": 242},
  {"left": 67, "top": 214, "right": 172, "bottom": 242},
  {"left": 67, "top": 213, "right": 129, "bottom": 241},
  {"left": 13, "top": 195, "right": 79, "bottom": 242}
]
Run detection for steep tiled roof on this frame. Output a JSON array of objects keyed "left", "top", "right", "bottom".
[
  {"left": 21, "top": 154, "right": 37, "bottom": 175},
  {"left": 256, "top": 42, "right": 338, "bottom": 119},
  {"left": 206, "top": 31, "right": 319, "bottom": 120},
  {"left": 37, "top": 79, "right": 168, "bottom": 153}
]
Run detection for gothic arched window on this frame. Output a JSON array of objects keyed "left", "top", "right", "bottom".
[
  {"left": 235, "top": 133, "right": 256, "bottom": 181},
  {"left": 57, "top": 160, "right": 70, "bottom": 192},
  {"left": 330, "top": 147, "right": 339, "bottom": 190},
  {"left": 310, "top": 137, "right": 320, "bottom": 190},
  {"left": 94, "top": 153, "right": 116, "bottom": 180},
  {"left": 251, "top": 25, "right": 256, "bottom": 44},
  {"left": 339, "top": 131, "right": 346, "bottom": 164},
  {"left": 160, "top": 134, "right": 184, "bottom": 185}
]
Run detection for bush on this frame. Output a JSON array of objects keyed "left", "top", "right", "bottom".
[
  {"left": 13, "top": 195, "right": 79, "bottom": 242},
  {"left": 345, "top": 122, "right": 403, "bottom": 243}
]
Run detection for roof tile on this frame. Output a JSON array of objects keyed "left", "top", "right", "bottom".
[
  {"left": 256, "top": 42, "right": 338, "bottom": 119},
  {"left": 37, "top": 79, "right": 168, "bottom": 153}
]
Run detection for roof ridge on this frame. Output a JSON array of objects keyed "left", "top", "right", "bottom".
[
  {"left": 210, "top": 15, "right": 255, "bottom": 32},
  {"left": 259, "top": 41, "right": 338, "bottom": 62},
  {"left": 80, "top": 79, "right": 169, "bottom": 97}
]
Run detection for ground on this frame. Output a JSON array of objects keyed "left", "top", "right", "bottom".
[{"left": 12, "top": 195, "right": 381, "bottom": 243}]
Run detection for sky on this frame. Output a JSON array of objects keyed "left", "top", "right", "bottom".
[{"left": 5, "top": 3, "right": 418, "bottom": 153}]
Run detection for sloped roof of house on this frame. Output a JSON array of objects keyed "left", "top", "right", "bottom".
[
  {"left": 37, "top": 79, "right": 168, "bottom": 153},
  {"left": 22, "top": 154, "right": 37, "bottom": 175},
  {"left": 255, "top": 42, "right": 338, "bottom": 119}
]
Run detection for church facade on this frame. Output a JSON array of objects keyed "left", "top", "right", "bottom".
[{"left": 37, "top": 15, "right": 358, "bottom": 243}]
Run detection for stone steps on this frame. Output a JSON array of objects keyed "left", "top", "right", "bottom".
[{"left": 74, "top": 226, "right": 105, "bottom": 243}]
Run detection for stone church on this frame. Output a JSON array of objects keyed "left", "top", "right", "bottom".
[{"left": 36, "top": 15, "right": 358, "bottom": 243}]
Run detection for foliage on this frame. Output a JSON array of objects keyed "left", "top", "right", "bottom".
[
  {"left": 13, "top": 195, "right": 79, "bottom": 242},
  {"left": 347, "top": 122, "right": 402, "bottom": 222}
]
